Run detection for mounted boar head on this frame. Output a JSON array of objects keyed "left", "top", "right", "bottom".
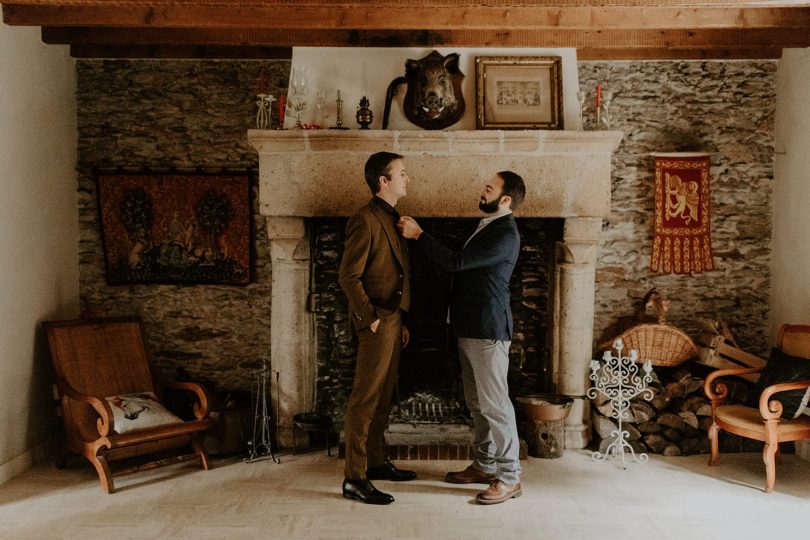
[{"left": 382, "top": 50, "right": 465, "bottom": 130}]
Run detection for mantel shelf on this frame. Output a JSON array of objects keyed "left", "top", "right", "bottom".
[{"left": 248, "top": 128, "right": 623, "bottom": 219}]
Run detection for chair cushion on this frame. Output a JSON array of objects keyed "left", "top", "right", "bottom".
[
  {"left": 751, "top": 348, "right": 810, "bottom": 419},
  {"left": 717, "top": 405, "right": 810, "bottom": 436},
  {"left": 105, "top": 392, "right": 183, "bottom": 434}
]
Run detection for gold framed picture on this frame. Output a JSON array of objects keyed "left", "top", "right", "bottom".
[{"left": 475, "top": 56, "right": 563, "bottom": 130}]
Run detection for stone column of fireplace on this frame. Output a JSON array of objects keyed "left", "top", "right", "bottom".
[
  {"left": 554, "top": 217, "right": 602, "bottom": 449},
  {"left": 266, "top": 217, "right": 314, "bottom": 448}
]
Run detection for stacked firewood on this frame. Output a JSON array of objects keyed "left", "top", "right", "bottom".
[{"left": 590, "top": 365, "right": 751, "bottom": 456}]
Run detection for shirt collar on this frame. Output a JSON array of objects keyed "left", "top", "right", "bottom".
[
  {"left": 372, "top": 195, "right": 399, "bottom": 217},
  {"left": 479, "top": 208, "right": 512, "bottom": 226}
]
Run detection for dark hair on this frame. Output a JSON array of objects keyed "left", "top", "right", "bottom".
[
  {"left": 497, "top": 170, "right": 526, "bottom": 210},
  {"left": 364, "top": 152, "right": 404, "bottom": 194}
]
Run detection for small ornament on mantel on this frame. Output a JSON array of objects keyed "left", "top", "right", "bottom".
[
  {"left": 331, "top": 89, "right": 349, "bottom": 130},
  {"left": 256, "top": 94, "right": 276, "bottom": 130},
  {"left": 356, "top": 96, "right": 373, "bottom": 129},
  {"left": 254, "top": 68, "right": 276, "bottom": 130}
]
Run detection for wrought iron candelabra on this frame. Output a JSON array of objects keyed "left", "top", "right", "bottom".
[
  {"left": 244, "top": 359, "right": 280, "bottom": 464},
  {"left": 587, "top": 338, "right": 653, "bottom": 468}
]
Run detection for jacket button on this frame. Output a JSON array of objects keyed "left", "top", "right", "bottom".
[
  {"left": 397, "top": 291, "right": 402, "bottom": 295},
  {"left": 399, "top": 274, "right": 403, "bottom": 279}
]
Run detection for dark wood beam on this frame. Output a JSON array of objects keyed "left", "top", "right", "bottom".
[
  {"left": 68, "top": 44, "right": 292, "bottom": 59},
  {"left": 7, "top": 3, "right": 810, "bottom": 30},
  {"left": 576, "top": 47, "right": 783, "bottom": 60},
  {"left": 41, "top": 26, "right": 810, "bottom": 51}
]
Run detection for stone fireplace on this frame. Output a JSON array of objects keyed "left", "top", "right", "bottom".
[{"left": 248, "top": 129, "right": 623, "bottom": 450}]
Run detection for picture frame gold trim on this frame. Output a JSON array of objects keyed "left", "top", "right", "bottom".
[{"left": 475, "top": 56, "right": 563, "bottom": 130}]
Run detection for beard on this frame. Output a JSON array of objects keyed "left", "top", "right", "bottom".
[{"left": 478, "top": 196, "right": 501, "bottom": 214}]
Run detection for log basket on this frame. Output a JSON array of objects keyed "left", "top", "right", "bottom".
[{"left": 609, "top": 323, "right": 697, "bottom": 367}]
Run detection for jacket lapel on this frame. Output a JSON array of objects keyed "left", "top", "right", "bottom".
[
  {"left": 368, "top": 201, "right": 407, "bottom": 268},
  {"left": 465, "top": 213, "right": 514, "bottom": 248}
]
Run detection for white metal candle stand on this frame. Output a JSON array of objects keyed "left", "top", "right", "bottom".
[{"left": 587, "top": 338, "right": 653, "bottom": 468}]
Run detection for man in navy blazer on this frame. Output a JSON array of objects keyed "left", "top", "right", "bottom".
[{"left": 398, "top": 171, "right": 526, "bottom": 505}]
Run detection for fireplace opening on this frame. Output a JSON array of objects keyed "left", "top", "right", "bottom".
[{"left": 311, "top": 217, "right": 563, "bottom": 427}]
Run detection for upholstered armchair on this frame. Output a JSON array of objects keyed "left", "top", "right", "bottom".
[
  {"left": 704, "top": 324, "right": 810, "bottom": 492},
  {"left": 44, "top": 317, "right": 211, "bottom": 493}
]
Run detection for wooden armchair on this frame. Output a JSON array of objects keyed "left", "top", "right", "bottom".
[
  {"left": 704, "top": 324, "right": 810, "bottom": 492},
  {"left": 43, "top": 317, "right": 211, "bottom": 493}
]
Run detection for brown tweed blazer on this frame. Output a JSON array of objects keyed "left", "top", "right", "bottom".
[{"left": 338, "top": 199, "right": 410, "bottom": 331}]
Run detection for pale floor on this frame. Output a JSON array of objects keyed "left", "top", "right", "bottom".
[{"left": 1, "top": 449, "right": 809, "bottom": 540}]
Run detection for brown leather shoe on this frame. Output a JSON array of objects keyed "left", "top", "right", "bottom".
[
  {"left": 445, "top": 465, "right": 496, "bottom": 484},
  {"left": 475, "top": 480, "right": 522, "bottom": 505}
]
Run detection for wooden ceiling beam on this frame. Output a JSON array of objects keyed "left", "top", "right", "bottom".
[
  {"left": 576, "top": 46, "right": 783, "bottom": 59},
  {"left": 41, "top": 26, "right": 810, "bottom": 51},
  {"left": 7, "top": 3, "right": 810, "bottom": 30},
  {"left": 68, "top": 44, "right": 292, "bottom": 59}
]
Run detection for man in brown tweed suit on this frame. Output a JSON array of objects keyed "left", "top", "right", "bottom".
[{"left": 339, "top": 152, "right": 416, "bottom": 505}]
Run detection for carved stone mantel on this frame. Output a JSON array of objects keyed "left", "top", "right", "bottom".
[{"left": 248, "top": 129, "right": 623, "bottom": 449}]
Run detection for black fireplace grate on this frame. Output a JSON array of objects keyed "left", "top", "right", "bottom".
[{"left": 392, "top": 392, "right": 469, "bottom": 424}]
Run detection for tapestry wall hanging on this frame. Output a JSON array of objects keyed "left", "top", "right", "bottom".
[
  {"left": 651, "top": 153, "right": 714, "bottom": 274},
  {"left": 97, "top": 173, "right": 251, "bottom": 285}
]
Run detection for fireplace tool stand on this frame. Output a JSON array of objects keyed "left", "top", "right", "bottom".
[
  {"left": 588, "top": 338, "right": 653, "bottom": 468},
  {"left": 244, "top": 359, "right": 280, "bottom": 464}
]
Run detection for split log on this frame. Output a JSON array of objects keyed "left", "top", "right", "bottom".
[
  {"left": 630, "top": 402, "right": 656, "bottom": 423},
  {"left": 637, "top": 420, "right": 662, "bottom": 434}
]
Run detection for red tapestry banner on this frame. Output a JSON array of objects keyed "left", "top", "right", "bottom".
[{"left": 651, "top": 153, "right": 714, "bottom": 274}]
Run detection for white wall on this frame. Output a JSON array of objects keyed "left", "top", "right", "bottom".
[
  {"left": 0, "top": 23, "right": 79, "bottom": 484},
  {"left": 772, "top": 48, "right": 810, "bottom": 339},
  {"left": 287, "top": 47, "right": 582, "bottom": 130}
]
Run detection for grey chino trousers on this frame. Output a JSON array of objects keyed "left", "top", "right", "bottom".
[{"left": 458, "top": 337, "right": 522, "bottom": 485}]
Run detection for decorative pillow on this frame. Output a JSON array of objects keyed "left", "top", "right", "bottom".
[
  {"left": 752, "top": 348, "right": 810, "bottom": 419},
  {"left": 105, "top": 392, "right": 182, "bottom": 434}
]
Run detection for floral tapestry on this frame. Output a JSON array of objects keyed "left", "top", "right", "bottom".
[{"left": 97, "top": 174, "right": 251, "bottom": 285}]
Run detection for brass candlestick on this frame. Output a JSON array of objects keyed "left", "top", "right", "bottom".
[
  {"left": 356, "top": 96, "right": 373, "bottom": 129},
  {"left": 331, "top": 90, "right": 348, "bottom": 130}
]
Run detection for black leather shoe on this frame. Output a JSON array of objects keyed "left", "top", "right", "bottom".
[
  {"left": 342, "top": 478, "right": 394, "bottom": 505},
  {"left": 366, "top": 460, "right": 417, "bottom": 482}
]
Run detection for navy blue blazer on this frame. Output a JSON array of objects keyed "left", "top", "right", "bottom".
[{"left": 416, "top": 213, "right": 520, "bottom": 341}]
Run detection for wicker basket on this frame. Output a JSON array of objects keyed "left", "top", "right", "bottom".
[{"left": 609, "top": 323, "right": 698, "bottom": 366}]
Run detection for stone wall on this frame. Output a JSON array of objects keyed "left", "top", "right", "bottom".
[
  {"left": 581, "top": 61, "right": 775, "bottom": 356},
  {"left": 77, "top": 60, "right": 289, "bottom": 391},
  {"left": 76, "top": 59, "right": 775, "bottom": 402}
]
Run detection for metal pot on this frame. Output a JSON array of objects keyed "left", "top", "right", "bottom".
[{"left": 515, "top": 394, "right": 574, "bottom": 422}]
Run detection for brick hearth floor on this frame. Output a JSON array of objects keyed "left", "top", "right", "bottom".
[{"left": 1, "top": 450, "right": 808, "bottom": 539}]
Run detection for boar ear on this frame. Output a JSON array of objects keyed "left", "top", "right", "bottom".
[
  {"left": 443, "top": 53, "right": 461, "bottom": 73},
  {"left": 405, "top": 59, "right": 420, "bottom": 76}
]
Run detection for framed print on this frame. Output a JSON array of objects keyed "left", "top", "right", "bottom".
[
  {"left": 97, "top": 173, "right": 251, "bottom": 285},
  {"left": 475, "top": 56, "right": 563, "bottom": 130}
]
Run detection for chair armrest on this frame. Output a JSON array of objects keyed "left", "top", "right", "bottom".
[
  {"left": 164, "top": 381, "right": 210, "bottom": 419},
  {"left": 56, "top": 377, "right": 114, "bottom": 436},
  {"left": 759, "top": 380, "right": 810, "bottom": 420},
  {"left": 704, "top": 366, "right": 764, "bottom": 402}
]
